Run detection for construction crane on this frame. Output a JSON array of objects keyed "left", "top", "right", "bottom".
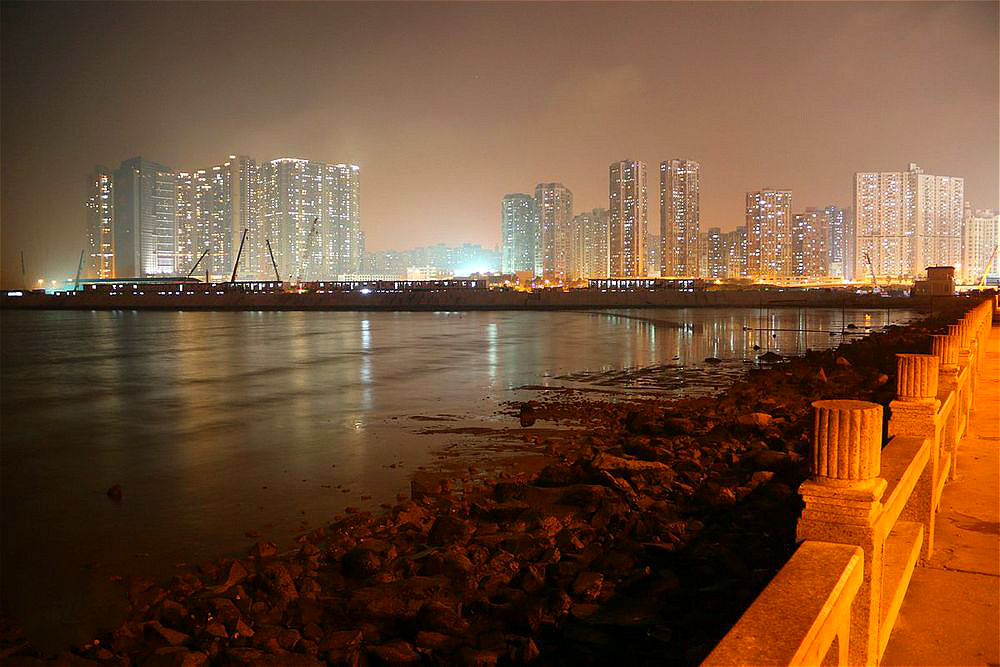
[
  {"left": 73, "top": 249, "right": 85, "bottom": 291},
  {"left": 186, "top": 247, "right": 211, "bottom": 280},
  {"left": 863, "top": 251, "right": 880, "bottom": 292},
  {"left": 266, "top": 239, "right": 281, "bottom": 282},
  {"left": 296, "top": 217, "right": 320, "bottom": 283},
  {"left": 978, "top": 245, "right": 998, "bottom": 288},
  {"left": 230, "top": 229, "right": 248, "bottom": 283}
]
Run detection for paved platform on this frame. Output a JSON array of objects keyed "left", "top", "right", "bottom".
[{"left": 882, "top": 324, "right": 1000, "bottom": 667}]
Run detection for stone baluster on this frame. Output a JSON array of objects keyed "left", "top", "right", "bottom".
[
  {"left": 798, "top": 399, "right": 887, "bottom": 667},
  {"left": 894, "top": 354, "right": 939, "bottom": 402},
  {"left": 889, "top": 354, "right": 942, "bottom": 560},
  {"left": 948, "top": 324, "right": 972, "bottom": 479},
  {"left": 931, "top": 334, "right": 957, "bottom": 369},
  {"left": 932, "top": 333, "right": 962, "bottom": 480}
]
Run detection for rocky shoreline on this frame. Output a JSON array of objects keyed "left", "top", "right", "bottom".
[{"left": 0, "top": 306, "right": 969, "bottom": 667}]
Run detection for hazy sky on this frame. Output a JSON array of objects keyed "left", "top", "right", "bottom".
[{"left": 1, "top": 1, "right": 997, "bottom": 285}]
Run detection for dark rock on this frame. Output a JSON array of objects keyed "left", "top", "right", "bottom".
[
  {"left": 368, "top": 639, "right": 420, "bottom": 664},
  {"left": 341, "top": 548, "right": 382, "bottom": 579},
  {"left": 209, "top": 598, "right": 241, "bottom": 630},
  {"left": 259, "top": 562, "right": 298, "bottom": 605},
  {"left": 736, "top": 412, "right": 773, "bottom": 428},
  {"left": 750, "top": 449, "right": 789, "bottom": 471},
  {"left": 203, "top": 622, "right": 228, "bottom": 639},
  {"left": 428, "top": 514, "right": 473, "bottom": 546},
  {"left": 142, "top": 648, "right": 210, "bottom": 667},
  {"left": 663, "top": 417, "right": 697, "bottom": 435},
  {"left": 147, "top": 620, "right": 192, "bottom": 647},
  {"left": 518, "top": 403, "right": 537, "bottom": 428},
  {"left": 455, "top": 647, "right": 501, "bottom": 667},
  {"left": 250, "top": 541, "right": 277, "bottom": 559},
  {"left": 221, "top": 648, "right": 324, "bottom": 667},
  {"left": 416, "top": 600, "right": 469, "bottom": 635},
  {"left": 318, "top": 630, "right": 363, "bottom": 651},
  {"left": 415, "top": 630, "right": 459, "bottom": 652},
  {"left": 571, "top": 572, "right": 604, "bottom": 600}
]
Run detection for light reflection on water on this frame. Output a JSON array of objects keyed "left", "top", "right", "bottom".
[{"left": 0, "top": 306, "right": 916, "bottom": 649}]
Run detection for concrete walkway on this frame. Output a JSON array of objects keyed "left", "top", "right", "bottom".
[{"left": 882, "top": 324, "right": 1000, "bottom": 667}]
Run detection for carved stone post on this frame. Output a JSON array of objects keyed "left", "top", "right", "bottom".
[
  {"left": 889, "top": 354, "right": 941, "bottom": 560},
  {"left": 798, "top": 400, "right": 887, "bottom": 667}
]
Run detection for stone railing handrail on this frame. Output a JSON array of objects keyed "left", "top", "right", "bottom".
[
  {"left": 701, "top": 296, "right": 996, "bottom": 667},
  {"left": 702, "top": 542, "right": 864, "bottom": 667}
]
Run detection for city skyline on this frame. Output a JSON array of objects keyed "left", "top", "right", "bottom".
[{"left": 2, "top": 2, "right": 997, "bottom": 286}]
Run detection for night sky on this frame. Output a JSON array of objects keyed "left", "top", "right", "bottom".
[{"left": 1, "top": 1, "right": 997, "bottom": 286}]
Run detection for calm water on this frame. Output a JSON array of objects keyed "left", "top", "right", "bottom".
[{"left": 0, "top": 307, "right": 916, "bottom": 649}]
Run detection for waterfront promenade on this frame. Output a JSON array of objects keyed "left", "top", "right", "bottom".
[
  {"left": 702, "top": 298, "right": 997, "bottom": 667},
  {"left": 882, "top": 322, "right": 999, "bottom": 667}
]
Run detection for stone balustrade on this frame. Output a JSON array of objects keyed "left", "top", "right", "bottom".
[{"left": 701, "top": 296, "right": 994, "bottom": 667}]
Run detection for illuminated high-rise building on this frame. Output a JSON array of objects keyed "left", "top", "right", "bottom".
[
  {"left": 175, "top": 171, "right": 198, "bottom": 276},
  {"left": 113, "top": 157, "right": 177, "bottom": 277},
  {"left": 792, "top": 209, "right": 830, "bottom": 277},
  {"left": 721, "top": 227, "right": 747, "bottom": 279},
  {"left": 645, "top": 234, "right": 661, "bottom": 278},
  {"left": 175, "top": 155, "right": 260, "bottom": 280},
  {"left": 854, "top": 163, "right": 963, "bottom": 279},
  {"left": 500, "top": 194, "right": 536, "bottom": 274},
  {"left": 609, "top": 160, "right": 647, "bottom": 277},
  {"left": 85, "top": 166, "right": 114, "bottom": 278},
  {"left": 706, "top": 227, "right": 724, "bottom": 279},
  {"left": 569, "top": 208, "right": 609, "bottom": 279},
  {"left": 746, "top": 188, "right": 793, "bottom": 279},
  {"left": 533, "top": 182, "right": 573, "bottom": 280},
  {"left": 961, "top": 206, "right": 999, "bottom": 283},
  {"left": 261, "top": 158, "right": 361, "bottom": 281},
  {"left": 660, "top": 159, "right": 700, "bottom": 277},
  {"left": 823, "top": 205, "right": 849, "bottom": 279}
]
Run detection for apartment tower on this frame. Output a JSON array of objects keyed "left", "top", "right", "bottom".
[
  {"left": 533, "top": 182, "right": 573, "bottom": 280},
  {"left": 609, "top": 160, "right": 647, "bottom": 277},
  {"left": 854, "top": 163, "right": 964, "bottom": 279},
  {"left": 86, "top": 166, "right": 115, "bottom": 278},
  {"left": 500, "top": 194, "right": 536, "bottom": 274},
  {"left": 113, "top": 157, "right": 178, "bottom": 277},
  {"left": 660, "top": 159, "right": 700, "bottom": 277},
  {"left": 745, "top": 188, "right": 793, "bottom": 279}
]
